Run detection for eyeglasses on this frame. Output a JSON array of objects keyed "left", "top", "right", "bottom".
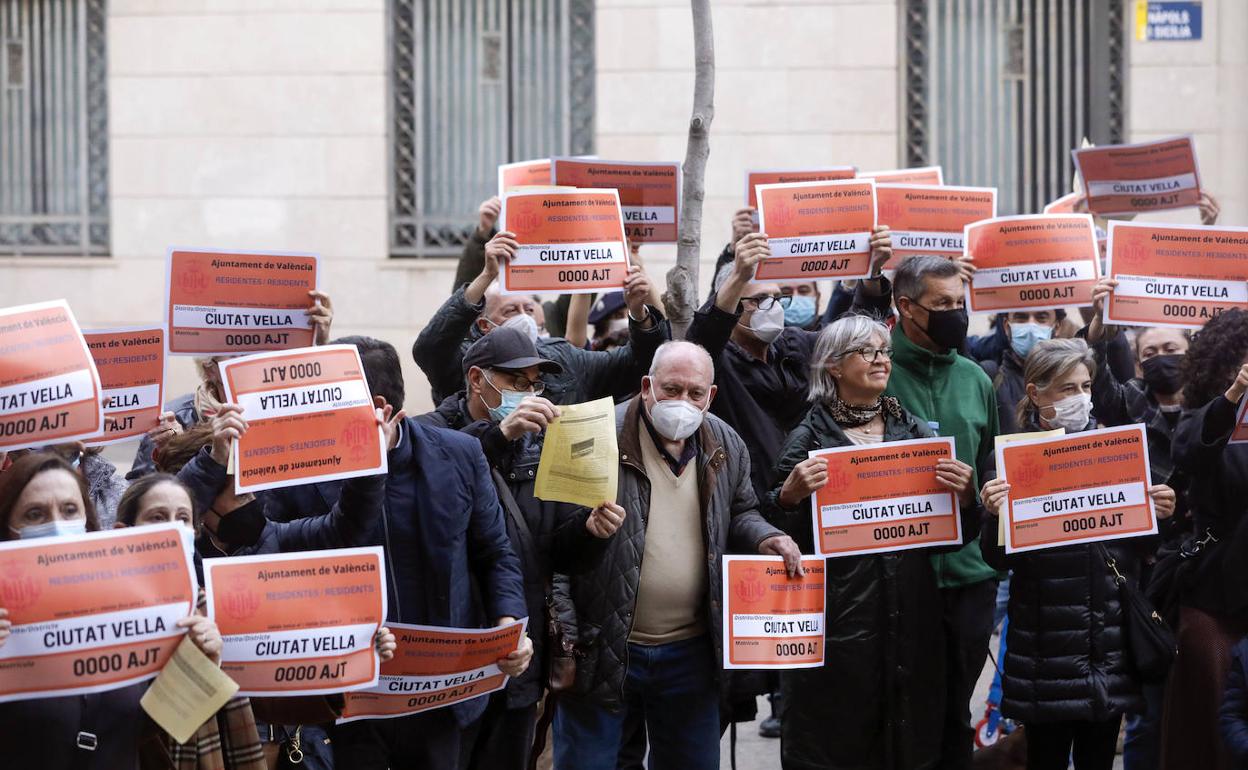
[
  {"left": 486, "top": 371, "right": 545, "bottom": 395},
  {"left": 742, "top": 294, "right": 793, "bottom": 311},
  {"left": 840, "top": 346, "right": 893, "bottom": 363}
]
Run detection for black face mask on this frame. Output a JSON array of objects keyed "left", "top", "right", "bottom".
[
  {"left": 913, "top": 303, "right": 969, "bottom": 351},
  {"left": 1141, "top": 353, "right": 1184, "bottom": 395},
  {"left": 213, "top": 499, "right": 268, "bottom": 547}
]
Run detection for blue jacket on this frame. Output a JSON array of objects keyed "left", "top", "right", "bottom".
[
  {"left": 1222, "top": 637, "right": 1248, "bottom": 766},
  {"left": 261, "top": 417, "right": 527, "bottom": 726}
]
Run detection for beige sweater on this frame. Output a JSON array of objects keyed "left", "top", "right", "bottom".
[{"left": 629, "top": 426, "right": 708, "bottom": 645}]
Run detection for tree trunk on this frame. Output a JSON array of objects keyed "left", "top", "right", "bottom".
[{"left": 663, "top": 0, "right": 714, "bottom": 339}]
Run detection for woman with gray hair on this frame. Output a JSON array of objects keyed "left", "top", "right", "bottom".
[
  {"left": 979, "top": 337, "right": 1176, "bottom": 770},
  {"left": 763, "top": 314, "right": 979, "bottom": 770}
]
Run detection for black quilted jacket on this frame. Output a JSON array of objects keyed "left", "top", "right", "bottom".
[{"left": 561, "top": 397, "right": 785, "bottom": 711}]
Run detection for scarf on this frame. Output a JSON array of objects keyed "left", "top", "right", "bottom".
[
  {"left": 828, "top": 392, "right": 903, "bottom": 427},
  {"left": 193, "top": 383, "right": 224, "bottom": 421}
]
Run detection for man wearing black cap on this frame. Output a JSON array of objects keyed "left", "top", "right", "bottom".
[{"left": 418, "top": 327, "right": 627, "bottom": 770}]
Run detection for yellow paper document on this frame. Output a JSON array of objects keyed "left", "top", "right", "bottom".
[
  {"left": 140, "top": 636, "right": 240, "bottom": 744},
  {"left": 993, "top": 429, "right": 1065, "bottom": 542},
  {"left": 535, "top": 397, "right": 618, "bottom": 508}
]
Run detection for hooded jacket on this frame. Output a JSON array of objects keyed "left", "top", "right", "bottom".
[
  {"left": 762, "top": 401, "right": 980, "bottom": 770},
  {"left": 884, "top": 323, "right": 1001, "bottom": 588},
  {"left": 561, "top": 397, "right": 784, "bottom": 711}
]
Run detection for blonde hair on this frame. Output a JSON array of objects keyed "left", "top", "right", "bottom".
[{"left": 1016, "top": 338, "right": 1096, "bottom": 427}]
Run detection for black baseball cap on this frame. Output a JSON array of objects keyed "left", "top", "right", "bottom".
[{"left": 462, "top": 327, "right": 563, "bottom": 375}]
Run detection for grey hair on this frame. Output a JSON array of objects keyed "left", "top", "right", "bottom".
[
  {"left": 807, "top": 315, "right": 892, "bottom": 403},
  {"left": 1016, "top": 337, "right": 1097, "bottom": 427},
  {"left": 648, "top": 340, "right": 715, "bottom": 380},
  {"left": 892, "top": 255, "right": 962, "bottom": 304}
]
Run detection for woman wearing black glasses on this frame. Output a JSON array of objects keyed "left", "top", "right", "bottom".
[{"left": 763, "top": 314, "right": 980, "bottom": 770}]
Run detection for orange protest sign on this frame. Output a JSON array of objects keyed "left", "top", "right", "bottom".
[
  {"left": 997, "top": 425, "right": 1156, "bottom": 554},
  {"left": 1043, "top": 191, "right": 1085, "bottom": 214},
  {"left": 965, "top": 214, "right": 1101, "bottom": 313},
  {"left": 82, "top": 326, "right": 166, "bottom": 446},
  {"left": 498, "top": 159, "right": 552, "bottom": 195},
  {"left": 808, "top": 437, "right": 962, "bottom": 557},
  {"left": 339, "top": 620, "right": 527, "bottom": 722},
  {"left": 499, "top": 189, "right": 630, "bottom": 294},
  {"left": 722, "top": 556, "right": 825, "bottom": 670},
  {"left": 0, "top": 300, "right": 103, "bottom": 451},
  {"left": 859, "top": 166, "right": 944, "bottom": 186},
  {"left": 875, "top": 184, "right": 996, "bottom": 269},
  {"left": 165, "top": 248, "right": 319, "bottom": 356},
  {"left": 552, "top": 158, "right": 681, "bottom": 244},
  {"left": 204, "top": 546, "right": 386, "bottom": 697},
  {"left": 744, "top": 167, "right": 856, "bottom": 209},
  {"left": 218, "top": 345, "right": 386, "bottom": 494},
  {"left": 0, "top": 524, "right": 197, "bottom": 703},
  {"left": 755, "top": 179, "right": 877, "bottom": 281},
  {"left": 1105, "top": 221, "right": 1248, "bottom": 330},
  {"left": 1073, "top": 136, "right": 1202, "bottom": 216}
]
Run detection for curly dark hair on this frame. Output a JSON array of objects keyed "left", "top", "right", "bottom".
[{"left": 1182, "top": 309, "right": 1248, "bottom": 410}]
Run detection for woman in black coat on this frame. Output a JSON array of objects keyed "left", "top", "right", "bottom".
[
  {"left": 1160, "top": 308, "right": 1248, "bottom": 770},
  {"left": 979, "top": 339, "right": 1175, "bottom": 770},
  {"left": 764, "top": 315, "right": 979, "bottom": 770}
]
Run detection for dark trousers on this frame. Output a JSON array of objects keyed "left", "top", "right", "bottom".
[
  {"left": 332, "top": 708, "right": 462, "bottom": 769},
  {"left": 554, "top": 635, "right": 719, "bottom": 770},
  {"left": 458, "top": 692, "right": 538, "bottom": 770},
  {"left": 1026, "top": 717, "right": 1123, "bottom": 770},
  {"left": 938, "top": 578, "right": 998, "bottom": 769},
  {"left": 1123, "top": 681, "right": 1165, "bottom": 770}
]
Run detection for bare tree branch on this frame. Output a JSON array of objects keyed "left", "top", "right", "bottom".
[{"left": 663, "top": 0, "right": 714, "bottom": 339}]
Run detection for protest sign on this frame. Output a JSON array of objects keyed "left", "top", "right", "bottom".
[
  {"left": 966, "top": 214, "right": 1100, "bottom": 313},
  {"left": 994, "top": 429, "right": 1066, "bottom": 542},
  {"left": 499, "top": 189, "right": 630, "bottom": 295},
  {"left": 552, "top": 158, "right": 681, "bottom": 244},
  {"left": 1043, "top": 191, "right": 1085, "bottom": 215},
  {"left": 808, "top": 437, "right": 962, "bottom": 557},
  {"left": 1105, "top": 221, "right": 1248, "bottom": 329},
  {"left": 338, "top": 620, "right": 527, "bottom": 722},
  {"left": 875, "top": 184, "right": 997, "bottom": 269},
  {"left": 755, "top": 178, "right": 877, "bottom": 281},
  {"left": 205, "top": 546, "right": 386, "bottom": 697},
  {"left": 534, "top": 396, "right": 618, "bottom": 508},
  {"left": 744, "top": 167, "right": 856, "bottom": 209},
  {"left": 0, "top": 523, "right": 197, "bottom": 703},
  {"left": 82, "top": 326, "right": 165, "bottom": 446},
  {"left": 722, "top": 556, "right": 825, "bottom": 670},
  {"left": 0, "top": 299, "right": 103, "bottom": 451},
  {"left": 859, "top": 166, "right": 944, "bottom": 186},
  {"left": 1073, "top": 136, "right": 1201, "bottom": 216},
  {"left": 498, "top": 159, "right": 552, "bottom": 195},
  {"left": 218, "top": 345, "right": 386, "bottom": 494},
  {"left": 996, "top": 425, "right": 1156, "bottom": 553},
  {"left": 165, "top": 248, "right": 319, "bottom": 356}
]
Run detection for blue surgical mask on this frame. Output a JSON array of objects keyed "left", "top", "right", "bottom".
[
  {"left": 13, "top": 518, "right": 87, "bottom": 540},
  {"left": 480, "top": 374, "right": 528, "bottom": 422},
  {"left": 1009, "top": 322, "right": 1053, "bottom": 359},
  {"left": 784, "top": 295, "right": 817, "bottom": 328}
]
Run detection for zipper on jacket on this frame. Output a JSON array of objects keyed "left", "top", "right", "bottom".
[
  {"left": 619, "top": 476, "right": 650, "bottom": 705},
  {"left": 380, "top": 500, "right": 402, "bottom": 622}
]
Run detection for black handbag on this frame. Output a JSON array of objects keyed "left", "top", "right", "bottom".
[
  {"left": 1145, "top": 530, "right": 1218, "bottom": 627},
  {"left": 1097, "top": 544, "right": 1177, "bottom": 684}
]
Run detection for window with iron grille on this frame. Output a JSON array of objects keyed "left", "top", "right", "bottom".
[
  {"left": 902, "top": 0, "right": 1126, "bottom": 215},
  {"left": 389, "top": 0, "right": 596, "bottom": 258},
  {"left": 0, "top": 0, "right": 109, "bottom": 257}
]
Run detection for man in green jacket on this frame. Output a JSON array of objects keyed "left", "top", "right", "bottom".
[{"left": 862, "top": 254, "right": 1001, "bottom": 769}]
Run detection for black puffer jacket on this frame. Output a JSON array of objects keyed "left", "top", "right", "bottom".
[
  {"left": 763, "top": 402, "right": 978, "bottom": 770},
  {"left": 981, "top": 509, "right": 1146, "bottom": 723},
  {"left": 562, "top": 397, "right": 784, "bottom": 711}
]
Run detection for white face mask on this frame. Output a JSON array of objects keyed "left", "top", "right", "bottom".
[
  {"left": 1045, "top": 392, "right": 1093, "bottom": 432},
  {"left": 648, "top": 398, "right": 706, "bottom": 441},
  {"left": 500, "top": 313, "right": 539, "bottom": 343},
  {"left": 747, "top": 301, "right": 785, "bottom": 344},
  {"left": 606, "top": 317, "right": 630, "bottom": 335},
  {"left": 13, "top": 517, "right": 87, "bottom": 540}
]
